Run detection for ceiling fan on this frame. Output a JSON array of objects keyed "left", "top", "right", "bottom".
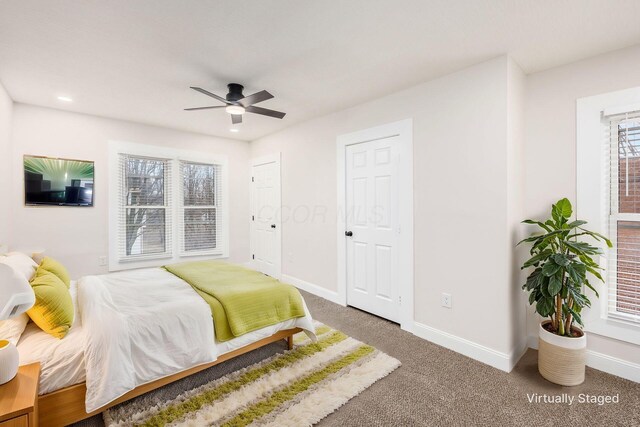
[{"left": 184, "top": 83, "right": 286, "bottom": 125}]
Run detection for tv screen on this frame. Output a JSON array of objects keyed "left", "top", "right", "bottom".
[{"left": 24, "top": 155, "right": 94, "bottom": 206}]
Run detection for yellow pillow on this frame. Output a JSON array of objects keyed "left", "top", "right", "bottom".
[
  {"left": 27, "top": 268, "right": 74, "bottom": 339},
  {"left": 39, "top": 257, "right": 71, "bottom": 288}
]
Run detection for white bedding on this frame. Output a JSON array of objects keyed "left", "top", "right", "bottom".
[
  {"left": 17, "top": 318, "right": 87, "bottom": 394},
  {"left": 17, "top": 280, "right": 87, "bottom": 394},
  {"left": 17, "top": 267, "right": 315, "bottom": 413}
]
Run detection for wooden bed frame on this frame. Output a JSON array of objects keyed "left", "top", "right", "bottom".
[{"left": 37, "top": 328, "right": 301, "bottom": 427}]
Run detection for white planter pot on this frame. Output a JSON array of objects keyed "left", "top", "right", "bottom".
[
  {"left": 538, "top": 321, "right": 587, "bottom": 386},
  {"left": 0, "top": 340, "right": 19, "bottom": 385}
]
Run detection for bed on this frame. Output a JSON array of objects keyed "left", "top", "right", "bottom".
[{"left": 15, "top": 264, "right": 315, "bottom": 427}]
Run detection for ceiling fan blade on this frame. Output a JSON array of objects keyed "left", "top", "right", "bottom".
[
  {"left": 184, "top": 106, "right": 226, "bottom": 111},
  {"left": 245, "top": 105, "right": 286, "bottom": 119},
  {"left": 231, "top": 114, "right": 242, "bottom": 125},
  {"left": 190, "top": 87, "right": 230, "bottom": 104},
  {"left": 239, "top": 90, "right": 274, "bottom": 107}
]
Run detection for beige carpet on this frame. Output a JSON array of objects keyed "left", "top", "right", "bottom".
[{"left": 74, "top": 290, "right": 640, "bottom": 427}]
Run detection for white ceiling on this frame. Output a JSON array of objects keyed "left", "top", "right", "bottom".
[{"left": 1, "top": 1, "right": 639, "bottom": 141}]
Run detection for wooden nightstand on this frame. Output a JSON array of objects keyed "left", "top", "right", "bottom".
[{"left": 0, "top": 363, "right": 40, "bottom": 427}]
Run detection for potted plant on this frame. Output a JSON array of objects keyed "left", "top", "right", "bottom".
[{"left": 519, "top": 198, "right": 611, "bottom": 386}]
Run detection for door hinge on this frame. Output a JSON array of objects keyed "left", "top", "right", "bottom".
[
  {"left": 252, "top": 254, "right": 255, "bottom": 260},
  {"left": 252, "top": 176, "right": 254, "bottom": 182},
  {"left": 399, "top": 295, "right": 402, "bottom": 304},
  {"left": 252, "top": 215, "right": 254, "bottom": 221}
]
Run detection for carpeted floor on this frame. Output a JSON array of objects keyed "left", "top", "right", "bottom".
[{"left": 74, "top": 290, "right": 640, "bottom": 427}]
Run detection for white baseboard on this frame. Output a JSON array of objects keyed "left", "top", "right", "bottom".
[
  {"left": 527, "top": 335, "right": 640, "bottom": 382},
  {"left": 586, "top": 350, "right": 640, "bottom": 382},
  {"left": 413, "top": 321, "right": 516, "bottom": 372},
  {"left": 282, "top": 274, "right": 344, "bottom": 306},
  {"left": 284, "top": 275, "right": 521, "bottom": 372}
]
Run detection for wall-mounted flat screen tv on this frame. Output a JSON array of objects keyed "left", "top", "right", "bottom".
[{"left": 24, "top": 155, "right": 94, "bottom": 206}]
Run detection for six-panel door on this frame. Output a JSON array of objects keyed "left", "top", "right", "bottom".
[{"left": 345, "top": 136, "right": 400, "bottom": 322}]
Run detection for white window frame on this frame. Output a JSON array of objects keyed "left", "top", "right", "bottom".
[
  {"left": 577, "top": 86, "right": 640, "bottom": 345},
  {"left": 118, "top": 154, "right": 173, "bottom": 263},
  {"left": 178, "top": 160, "right": 224, "bottom": 257},
  {"left": 109, "top": 141, "right": 229, "bottom": 271}
]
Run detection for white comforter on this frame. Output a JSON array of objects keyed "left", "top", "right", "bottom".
[{"left": 77, "top": 267, "right": 315, "bottom": 413}]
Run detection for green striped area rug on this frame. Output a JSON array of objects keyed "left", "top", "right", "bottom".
[{"left": 103, "top": 322, "right": 400, "bottom": 427}]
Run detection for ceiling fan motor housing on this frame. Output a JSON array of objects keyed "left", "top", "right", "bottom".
[{"left": 226, "top": 83, "right": 245, "bottom": 102}]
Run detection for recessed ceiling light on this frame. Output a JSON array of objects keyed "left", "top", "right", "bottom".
[
  {"left": 57, "top": 96, "right": 73, "bottom": 102},
  {"left": 225, "top": 105, "right": 245, "bottom": 115},
  {"left": 229, "top": 128, "right": 239, "bottom": 133}
]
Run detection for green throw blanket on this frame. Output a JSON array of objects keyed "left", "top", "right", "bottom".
[{"left": 163, "top": 260, "right": 305, "bottom": 342}]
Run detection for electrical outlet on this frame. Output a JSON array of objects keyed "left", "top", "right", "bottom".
[
  {"left": 441, "top": 293, "right": 452, "bottom": 308},
  {"left": 98, "top": 256, "right": 107, "bottom": 266}
]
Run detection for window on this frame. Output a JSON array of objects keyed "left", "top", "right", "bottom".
[
  {"left": 118, "top": 155, "right": 172, "bottom": 261},
  {"left": 180, "top": 161, "right": 222, "bottom": 255},
  {"left": 606, "top": 110, "right": 640, "bottom": 324},
  {"left": 577, "top": 87, "right": 640, "bottom": 345},
  {"left": 109, "top": 142, "right": 228, "bottom": 271}
]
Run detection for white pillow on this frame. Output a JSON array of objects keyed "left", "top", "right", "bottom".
[
  {"left": 0, "top": 252, "right": 38, "bottom": 281},
  {"left": 0, "top": 314, "right": 29, "bottom": 345}
]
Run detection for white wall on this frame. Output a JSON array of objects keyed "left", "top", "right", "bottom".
[
  {"left": 507, "top": 58, "right": 528, "bottom": 360},
  {"left": 252, "top": 56, "right": 524, "bottom": 361},
  {"left": 525, "top": 44, "right": 640, "bottom": 366},
  {"left": 9, "top": 104, "right": 251, "bottom": 277},
  {"left": 0, "top": 81, "right": 12, "bottom": 246}
]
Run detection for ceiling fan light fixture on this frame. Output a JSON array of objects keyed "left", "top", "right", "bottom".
[
  {"left": 186, "top": 85, "right": 285, "bottom": 123},
  {"left": 225, "top": 105, "right": 245, "bottom": 115}
]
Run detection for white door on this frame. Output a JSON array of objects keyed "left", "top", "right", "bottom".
[
  {"left": 345, "top": 137, "right": 400, "bottom": 322},
  {"left": 251, "top": 155, "right": 281, "bottom": 278}
]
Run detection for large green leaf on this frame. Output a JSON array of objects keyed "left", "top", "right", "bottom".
[
  {"left": 577, "top": 228, "right": 613, "bottom": 248},
  {"left": 542, "top": 261, "right": 562, "bottom": 277},
  {"left": 536, "top": 297, "right": 555, "bottom": 317},
  {"left": 522, "top": 219, "right": 553, "bottom": 232},
  {"left": 539, "top": 276, "right": 551, "bottom": 298},
  {"left": 524, "top": 229, "right": 565, "bottom": 245},
  {"left": 547, "top": 275, "right": 563, "bottom": 296},
  {"left": 578, "top": 254, "right": 600, "bottom": 268},
  {"left": 525, "top": 268, "right": 542, "bottom": 291},
  {"left": 555, "top": 198, "right": 573, "bottom": 219},
  {"left": 565, "top": 240, "right": 603, "bottom": 256},
  {"left": 566, "top": 263, "right": 586, "bottom": 284},
  {"left": 567, "top": 286, "right": 588, "bottom": 308},
  {"left": 523, "top": 250, "right": 552, "bottom": 268},
  {"left": 574, "top": 263, "right": 587, "bottom": 275},
  {"left": 531, "top": 238, "right": 552, "bottom": 254},
  {"left": 585, "top": 266, "right": 604, "bottom": 282},
  {"left": 567, "top": 220, "right": 587, "bottom": 229},
  {"left": 517, "top": 234, "right": 544, "bottom": 246},
  {"left": 552, "top": 253, "right": 570, "bottom": 266},
  {"left": 583, "top": 280, "right": 599, "bottom": 298}
]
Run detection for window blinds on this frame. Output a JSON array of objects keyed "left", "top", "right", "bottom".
[
  {"left": 605, "top": 109, "right": 640, "bottom": 324},
  {"left": 118, "top": 154, "right": 172, "bottom": 262},
  {"left": 179, "top": 160, "right": 223, "bottom": 255}
]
